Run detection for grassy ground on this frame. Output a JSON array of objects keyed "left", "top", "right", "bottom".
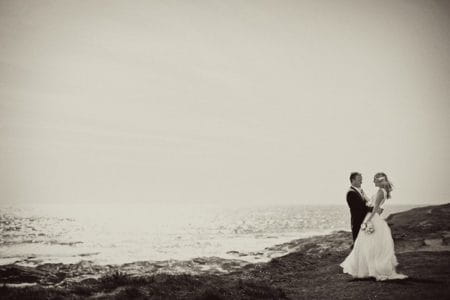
[{"left": 1, "top": 250, "right": 448, "bottom": 299}]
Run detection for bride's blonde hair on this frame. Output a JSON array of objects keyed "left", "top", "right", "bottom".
[{"left": 374, "top": 172, "right": 393, "bottom": 199}]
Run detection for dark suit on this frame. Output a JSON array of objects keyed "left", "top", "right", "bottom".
[{"left": 346, "top": 187, "right": 373, "bottom": 242}]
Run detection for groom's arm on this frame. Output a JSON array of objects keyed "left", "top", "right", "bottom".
[
  {"left": 368, "top": 204, "right": 383, "bottom": 214},
  {"left": 346, "top": 191, "right": 365, "bottom": 215},
  {"left": 362, "top": 194, "right": 373, "bottom": 212}
]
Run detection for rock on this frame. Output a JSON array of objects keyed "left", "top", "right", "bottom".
[
  {"left": 424, "top": 239, "right": 444, "bottom": 246},
  {"left": 0, "top": 265, "right": 58, "bottom": 284},
  {"left": 387, "top": 203, "right": 450, "bottom": 237}
]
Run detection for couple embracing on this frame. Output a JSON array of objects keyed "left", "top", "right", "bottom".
[{"left": 340, "top": 172, "right": 408, "bottom": 281}]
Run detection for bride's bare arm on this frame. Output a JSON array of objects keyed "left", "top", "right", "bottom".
[{"left": 365, "top": 189, "right": 384, "bottom": 223}]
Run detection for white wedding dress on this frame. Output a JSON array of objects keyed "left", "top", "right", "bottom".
[{"left": 340, "top": 188, "right": 407, "bottom": 281}]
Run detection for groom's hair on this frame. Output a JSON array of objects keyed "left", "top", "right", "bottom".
[{"left": 349, "top": 172, "right": 361, "bottom": 183}]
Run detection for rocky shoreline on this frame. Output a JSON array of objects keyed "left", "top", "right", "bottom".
[{"left": 1, "top": 203, "right": 449, "bottom": 299}]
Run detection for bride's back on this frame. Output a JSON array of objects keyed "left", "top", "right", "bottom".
[{"left": 370, "top": 188, "right": 387, "bottom": 207}]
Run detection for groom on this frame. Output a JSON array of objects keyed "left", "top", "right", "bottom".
[{"left": 346, "top": 172, "right": 379, "bottom": 246}]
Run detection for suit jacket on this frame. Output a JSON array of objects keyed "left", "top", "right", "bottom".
[{"left": 346, "top": 187, "right": 373, "bottom": 240}]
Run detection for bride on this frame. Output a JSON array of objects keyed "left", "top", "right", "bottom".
[{"left": 340, "top": 172, "right": 408, "bottom": 281}]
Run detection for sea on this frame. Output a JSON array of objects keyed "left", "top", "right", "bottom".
[{"left": 0, "top": 203, "right": 420, "bottom": 267}]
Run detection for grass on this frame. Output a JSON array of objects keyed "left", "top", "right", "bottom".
[{"left": 0, "top": 271, "right": 287, "bottom": 300}]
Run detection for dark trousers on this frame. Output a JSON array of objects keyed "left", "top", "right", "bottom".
[
  {"left": 352, "top": 225, "right": 360, "bottom": 242},
  {"left": 351, "top": 221, "right": 362, "bottom": 249}
]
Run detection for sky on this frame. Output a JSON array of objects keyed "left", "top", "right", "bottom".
[{"left": 0, "top": 0, "right": 449, "bottom": 206}]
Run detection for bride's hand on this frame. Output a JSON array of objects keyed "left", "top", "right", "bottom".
[
  {"left": 361, "top": 223, "right": 367, "bottom": 231},
  {"left": 377, "top": 208, "right": 384, "bottom": 214}
]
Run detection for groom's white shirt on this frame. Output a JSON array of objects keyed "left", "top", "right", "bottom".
[
  {"left": 351, "top": 185, "right": 362, "bottom": 195},
  {"left": 351, "top": 186, "right": 364, "bottom": 198},
  {"left": 351, "top": 186, "right": 370, "bottom": 203}
]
